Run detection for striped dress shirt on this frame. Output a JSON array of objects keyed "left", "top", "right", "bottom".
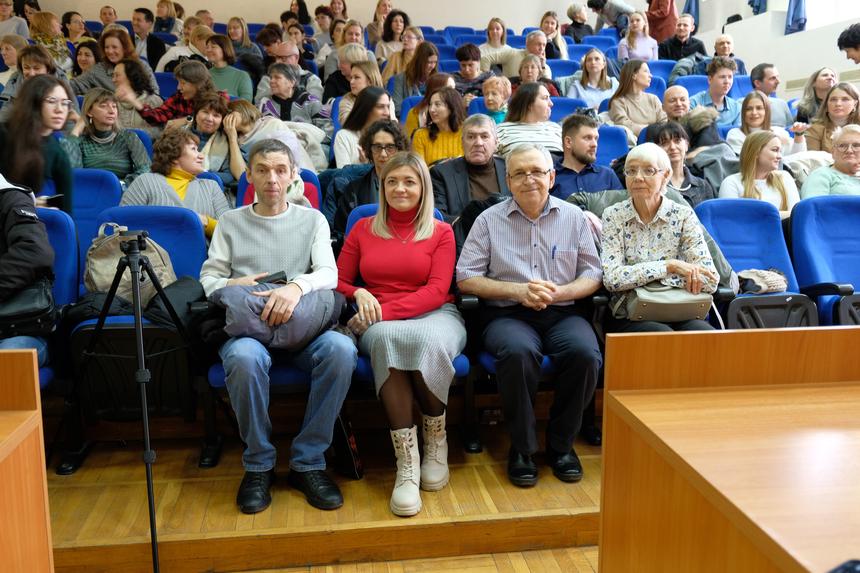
[{"left": 456, "top": 196, "right": 603, "bottom": 306}]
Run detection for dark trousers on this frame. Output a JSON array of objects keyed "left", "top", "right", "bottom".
[
  {"left": 606, "top": 316, "right": 715, "bottom": 333},
  {"left": 482, "top": 305, "right": 602, "bottom": 455}
]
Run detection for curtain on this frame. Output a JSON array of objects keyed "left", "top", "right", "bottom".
[
  {"left": 748, "top": 0, "right": 767, "bottom": 15},
  {"left": 785, "top": 0, "right": 807, "bottom": 34},
  {"left": 683, "top": 0, "right": 699, "bottom": 26}
]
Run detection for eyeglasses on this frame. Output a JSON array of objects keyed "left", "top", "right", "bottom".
[
  {"left": 509, "top": 168, "right": 551, "bottom": 183},
  {"left": 835, "top": 142, "right": 860, "bottom": 153},
  {"left": 371, "top": 143, "right": 398, "bottom": 155},
  {"left": 43, "top": 97, "right": 73, "bottom": 109},
  {"left": 623, "top": 167, "right": 663, "bottom": 178}
]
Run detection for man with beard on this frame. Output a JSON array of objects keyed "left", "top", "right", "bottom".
[{"left": 551, "top": 114, "right": 622, "bottom": 200}]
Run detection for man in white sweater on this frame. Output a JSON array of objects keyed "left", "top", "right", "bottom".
[{"left": 200, "top": 139, "right": 357, "bottom": 514}]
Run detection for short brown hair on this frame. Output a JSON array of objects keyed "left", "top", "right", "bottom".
[
  {"left": 99, "top": 27, "right": 136, "bottom": 60},
  {"left": 17, "top": 45, "right": 56, "bottom": 74},
  {"left": 561, "top": 113, "right": 599, "bottom": 139},
  {"left": 152, "top": 128, "right": 199, "bottom": 175},
  {"left": 206, "top": 34, "right": 236, "bottom": 65},
  {"left": 706, "top": 56, "right": 737, "bottom": 77},
  {"left": 194, "top": 92, "right": 229, "bottom": 117}
]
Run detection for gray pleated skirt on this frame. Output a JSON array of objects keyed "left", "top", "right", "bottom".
[{"left": 359, "top": 303, "right": 467, "bottom": 404}]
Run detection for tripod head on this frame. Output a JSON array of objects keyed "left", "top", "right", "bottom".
[{"left": 119, "top": 230, "right": 149, "bottom": 255}]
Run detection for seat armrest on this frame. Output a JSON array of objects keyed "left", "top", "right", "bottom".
[
  {"left": 800, "top": 283, "right": 855, "bottom": 297},
  {"left": 456, "top": 294, "right": 480, "bottom": 310},
  {"left": 714, "top": 287, "right": 736, "bottom": 303},
  {"left": 592, "top": 292, "right": 609, "bottom": 307}
]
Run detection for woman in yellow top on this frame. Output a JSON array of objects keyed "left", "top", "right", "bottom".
[
  {"left": 412, "top": 87, "right": 465, "bottom": 165},
  {"left": 403, "top": 72, "right": 454, "bottom": 138}
]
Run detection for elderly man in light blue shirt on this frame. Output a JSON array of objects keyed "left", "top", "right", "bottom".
[{"left": 689, "top": 56, "right": 740, "bottom": 127}]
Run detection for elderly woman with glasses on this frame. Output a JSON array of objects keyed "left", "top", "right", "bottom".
[
  {"left": 801, "top": 125, "right": 860, "bottom": 198},
  {"left": 600, "top": 142, "right": 718, "bottom": 333}
]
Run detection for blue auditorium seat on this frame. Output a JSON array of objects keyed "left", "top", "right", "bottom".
[
  {"left": 645, "top": 76, "right": 666, "bottom": 100},
  {"left": 435, "top": 44, "right": 457, "bottom": 59},
  {"left": 547, "top": 59, "right": 580, "bottom": 79},
  {"left": 70, "top": 168, "right": 123, "bottom": 287},
  {"left": 549, "top": 97, "right": 588, "bottom": 122},
  {"left": 674, "top": 75, "right": 709, "bottom": 96},
  {"left": 580, "top": 35, "right": 617, "bottom": 51},
  {"left": 567, "top": 44, "right": 597, "bottom": 63},
  {"left": 695, "top": 198, "right": 817, "bottom": 328},
  {"left": 128, "top": 128, "right": 153, "bottom": 159},
  {"left": 792, "top": 196, "right": 860, "bottom": 325},
  {"left": 153, "top": 32, "right": 177, "bottom": 45},
  {"left": 438, "top": 59, "right": 460, "bottom": 73},
  {"left": 453, "top": 34, "right": 486, "bottom": 46},
  {"left": 729, "top": 74, "right": 753, "bottom": 99},
  {"left": 595, "top": 125, "right": 627, "bottom": 167},
  {"left": 399, "top": 95, "right": 423, "bottom": 126},
  {"left": 154, "top": 72, "right": 178, "bottom": 99},
  {"left": 648, "top": 59, "right": 677, "bottom": 83}
]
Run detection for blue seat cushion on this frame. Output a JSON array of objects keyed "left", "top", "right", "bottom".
[
  {"left": 479, "top": 351, "right": 554, "bottom": 375},
  {"left": 208, "top": 362, "right": 311, "bottom": 391},
  {"left": 39, "top": 367, "right": 54, "bottom": 390}
]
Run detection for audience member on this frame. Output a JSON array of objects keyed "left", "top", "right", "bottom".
[
  {"left": 601, "top": 142, "right": 718, "bottom": 332},
  {"left": 195, "top": 9, "right": 215, "bottom": 31},
  {"left": 511, "top": 54, "right": 560, "bottom": 97},
  {"left": 431, "top": 114, "right": 509, "bottom": 226},
  {"left": 391, "top": 41, "right": 438, "bottom": 116},
  {"left": 199, "top": 138, "right": 355, "bottom": 513},
  {"left": 837, "top": 22, "right": 860, "bottom": 64},
  {"left": 457, "top": 142, "right": 603, "bottom": 488},
  {"left": 564, "top": 3, "right": 593, "bottom": 44},
  {"left": 21, "top": 0, "right": 39, "bottom": 25},
  {"left": 618, "top": 11, "right": 658, "bottom": 62},
  {"left": 336, "top": 151, "right": 465, "bottom": 516},
  {"left": 313, "top": 6, "right": 335, "bottom": 47},
  {"left": 205, "top": 34, "right": 253, "bottom": 101},
  {"left": 156, "top": 20, "right": 211, "bottom": 73},
  {"left": 329, "top": 0, "right": 348, "bottom": 22},
  {"left": 806, "top": 82, "right": 860, "bottom": 154},
  {"left": 314, "top": 18, "right": 345, "bottom": 72},
  {"left": 322, "top": 42, "right": 373, "bottom": 103},
  {"left": 73, "top": 39, "right": 101, "bottom": 78},
  {"left": 557, "top": 48, "right": 618, "bottom": 110},
  {"left": 61, "top": 11, "right": 92, "bottom": 45},
  {"left": 712, "top": 34, "right": 746, "bottom": 75},
  {"left": 689, "top": 57, "right": 740, "bottom": 127},
  {"left": 132, "top": 8, "right": 167, "bottom": 67},
  {"left": 256, "top": 41, "right": 324, "bottom": 103},
  {"left": 801, "top": 125, "right": 860, "bottom": 198},
  {"left": 480, "top": 30, "right": 551, "bottom": 80},
  {"left": 497, "top": 82, "right": 563, "bottom": 156},
  {"left": 609, "top": 60, "right": 667, "bottom": 139},
  {"left": 588, "top": 0, "right": 634, "bottom": 35},
  {"left": 726, "top": 91, "right": 806, "bottom": 155},
  {"left": 154, "top": 0, "right": 183, "bottom": 36},
  {"left": 403, "top": 72, "right": 453, "bottom": 138},
  {"left": 112, "top": 58, "right": 163, "bottom": 138},
  {"left": 227, "top": 17, "right": 264, "bottom": 61},
  {"left": 29, "top": 11, "right": 72, "bottom": 73},
  {"left": 365, "top": 0, "right": 391, "bottom": 47},
  {"left": 662, "top": 84, "right": 689, "bottom": 121},
  {"left": 646, "top": 121, "right": 716, "bottom": 206},
  {"left": 552, "top": 114, "right": 622, "bottom": 200},
  {"left": 258, "top": 63, "right": 329, "bottom": 136},
  {"left": 323, "top": 20, "right": 373, "bottom": 81},
  {"left": 646, "top": 0, "right": 677, "bottom": 43},
  {"left": 72, "top": 28, "right": 159, "bottom": 95},
  {"left": 332, "top": 119, "right": 409, "bottom": 243},
  {"left": 121, "top": 128, "right": 229, "bottom": 237},
  {"left": 719, "top": 130, "right": 799, "bottom": 217},
  {"left": 381, "top": 25, "right": 421, "bottom": 84},
  {"left": 479, "top": 17, "right": 510, "bottom": 60},
  {"left": 375, "top": 9, "right": 409, "bottom": 61},
  {"left": 481, "top": 75, "right": 511, "bottom": 124},
  {"left": 291, "top": 0, "right": 312, "bottom": 26},
  {"left": 0, "top": 0, "right": 26, "bottom": 37},
  {"left": 286, "top": 23, "right": 315, "bottom": 63},
  {"left": 98, "top": 5, "right": 117, "bottom": 27},
  {"left": 63, "top": 88, "right": 151, "bottom": 185},
  {"left": 190, "top": 93, "right": 234, "bottom": 184},
  {"left": 0, "top": 45, "right": 76, "bottom": 119},
  {"left": 0, "top": 172, "right": 54, "bottom": 365},
  {"left": 749, "top": 63, "right": 793, "bottom": 127},
  {"left": 335, "top": 86, "right": 392, "bottom": 167},
  {"left": 657, "top": 13, "right": 705, "bottom": 61},
  {"left": 0, "top": 74, "right": 73, "bottom": 211},
  {"left": 0, "top": 33, "right": 27, "bottom": 84},
  {"left": 452, "top": 43, "right": 493, "bottom": 106},
  {"left": 795, "top": 67, "right": 837, "bottom": 123},
  {"left": 412, "top": 87, "right": 465, "bottom": 165},
  {"left": 540, "top": 11, "right": 568, "bottom": 60},
  {"left": 337, "top": 59, "right": 386, "bottom": 125}
]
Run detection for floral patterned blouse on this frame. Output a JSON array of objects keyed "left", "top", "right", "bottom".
[{"left": 600, "top": 196, "right": 718, "bottom": 293}]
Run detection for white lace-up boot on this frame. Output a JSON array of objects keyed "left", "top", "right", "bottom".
[
  {"left": 420, "top": 412, "right": 449, "bottom": 491},
  {"left": 389, "top": 426, "right": 422, "bottom": 516}
]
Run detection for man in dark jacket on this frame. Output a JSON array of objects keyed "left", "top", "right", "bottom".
[
  {"left": 132, "top": 8, "right": 167, "bottom": 67},
  {"left": 430, "top": 114, "right": 510, "bottom": 224},
  {"left": 658, "top": 13, "right": 706, "bottom": 61},
  {"left": 0, "top": 177, "right": 54, "bottom": 365}
]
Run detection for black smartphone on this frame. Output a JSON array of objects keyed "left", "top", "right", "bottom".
[{"left": 257, "top": 271, "right": 287, "bottom": 284}]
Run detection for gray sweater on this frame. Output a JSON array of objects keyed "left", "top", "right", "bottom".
[
  {"left": 199, "top": 203, "right": 337, "bottom": 297},
  {"left": 70, "top": 61, "right": 159, "bottom": 96},
  {"left": 121, "top": 172, "right": 231, "bottom": 220}
]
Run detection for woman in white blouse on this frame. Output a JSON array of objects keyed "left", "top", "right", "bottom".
[
  {"left": 557, "top": 48, "right": 619, "bottom": 110},
  {"left": 601, "top": 143, "right": 718, "bottom": 333},
  {"left": 719, "top": 130, "right": 800, "bottom": 218},
  {"left": 726, "top": 91, "right": 807, "bottom": 156}
]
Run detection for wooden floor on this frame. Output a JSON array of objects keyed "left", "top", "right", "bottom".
[
  {"left": 48, "top": 428, "right": 601, "bottom": 573},
  {"left": 247, "top": 546, "right": 600, "bottom": 572}
]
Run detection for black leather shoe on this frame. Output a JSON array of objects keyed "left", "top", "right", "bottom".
[
  {"left": 507, "top": 448, "right": 538, "bottom": 487},
  {"left": 546, "top": 449, "right": 583, "bottom": 483},
  {"left": 236, "top": 469, "right": 275, "bottom": 514},
  {"left": 580, "top": 424, "right": 602, "bottom": 447},
  {"left": 287, "top": 469, "right": 344, "bottom": 510}
]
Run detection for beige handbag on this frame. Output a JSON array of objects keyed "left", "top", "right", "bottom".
[
  {"left": 84, "top": 222, "right": 177, "bottom": 306},
  {"left": 614, "top": 282, "right": 713, "bottom": 322}
]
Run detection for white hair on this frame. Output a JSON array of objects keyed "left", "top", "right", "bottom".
[
  {"left": 832, "top": 124, "right": 860, "bottom": 143},
  {"left": 625, "top": 142, "right": 672, "bottom": 172},
  {"left": 505, "top": 143, "right": 553, "bottom": 172}
]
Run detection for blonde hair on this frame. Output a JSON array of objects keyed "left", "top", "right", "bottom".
[
  {"left": 739, "top": 130, "right": 789, "bottom": 210},
  {"left": 29, "top": 12, "right": 60, "bottom": 38},
  {"left": 157, "top": 0, "right": 177, "bottom": 19},
  {"left": 540, "top": 11, "right": 567, "bottom": 59},
  {"left": 579, "top": 48, "right": 611, "bottom": 90},
  {"left": 351, "top": 59, "right": 383, "bottom": 88},
  {"left": 486, "top": 17, "right": 507, "bottom": 47},
  {"left": 740, "top": 90, "right": 771, "bottom": 135},
  {"left": 625, "top": 11, "right": 650, "bottom": 51},
  {"left": 482, "top": 75, "right": 511, "bottom": 99},
  {"left": 338, "top": 41, "right": 370, "bottom": 65},
  {"left": 228, "top": 17, "right": 252, "bottom": 48},
  {"left": 372, "top": 151, "right": 437, "bottom": 242},
  {"left": 190, "top": 25, "right": 214, "bottom": 45}
]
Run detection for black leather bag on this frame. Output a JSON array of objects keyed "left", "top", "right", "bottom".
[{"left": 0, "top": 278, "right": 56, "bottom": 338}]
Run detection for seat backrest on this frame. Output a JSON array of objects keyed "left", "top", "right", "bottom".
[
  {"left": 435, "top": 44, "right": 457, "bottom": 59},
  {"left": 547, "top": 59, "right": 580, "bottom": 79},
  {"left": 345, "top": 204, "right": 443, "bottom": 237},
  {"left": 674, "top": 75, "right": 709, "bottom": 97},
  {"left": 718, "top": 125, "right": 733, "bottom": 140},
  {"left": 37, "top": 208, "right": 78, "bottom": 306},
  {"left": 644, "top": 76, "right": 666, "bottom": 100},
  {"left": 438, "top": 59, "right": 460, "bottom": 73},
  {"left": 453, "top": 34, "right": 486, "bottom": 46},
  {"left": 116, "top": 20, "right": 134, "bottom": 36},
  {"left": 71, "top": 168, "right": 123, "bottom": 271},
  {"left": 792, "top": 195, "right": 860, "bottom": 295},
  {"left": 581, "top": 35, "right": 617, "bottom": 50},
  {"left": 400, "top": 96, "right": 423, "bottom": 125},
  {"left": 729, "top": 74, "right": 753, "bottom": 99},
  {"left": 549, "top": 97, "right": 587, "bottom": 122},
  {"left": 98, "top": 206, "right": 208, "bottom": 279},
  {"left": 507, "top": 35, "right": 526, "bottom": 49},
  {"left": 128, "top": 128, "right": 153, "bottom": 159},
  {"left": 197, "top": 171, "right": 224, "bottom": 191},
  {"left": 153, "top": 32, "right": 177, "bottom": 45},
  {"left": 423, "top": 34, "right": 449, "bottom": 46},
  {"left": 567, "top": 44, "right": 597, "bottom": 63},
  {"left": 467, "top": 97, "right": 490, "bottom": 116},
  {"left": 648, "top": 59, "right": 677, "bottom": 83},
  {"left": 695, "top": 198, "right": 799, "bottom": 291},
  {"left": 154, "top": 72, "right": 178, "bottom": 99},
  {"left": 212, "top": 23, "right": 227, "bottom": 34},
  {"left": 596, "top": 125, "right": 627, "bottom": 167},
  {"left": 300, "top": 169, "right": 322, "bottom": 208}
]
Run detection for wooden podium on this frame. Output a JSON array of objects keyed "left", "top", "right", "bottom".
[
  {"left": 600, "top": 327, "right": 860, "bottom": 573},
  {"left": 0, "top": 350, "right": 54, "bottom": 572}
]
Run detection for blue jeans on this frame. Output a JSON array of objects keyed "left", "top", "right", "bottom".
[
  {"left": 219, "top": 330, "right": 357, "bottom": 473},
  {"left": 0, "top": 336, "right": 48, "bottom": 367}
]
